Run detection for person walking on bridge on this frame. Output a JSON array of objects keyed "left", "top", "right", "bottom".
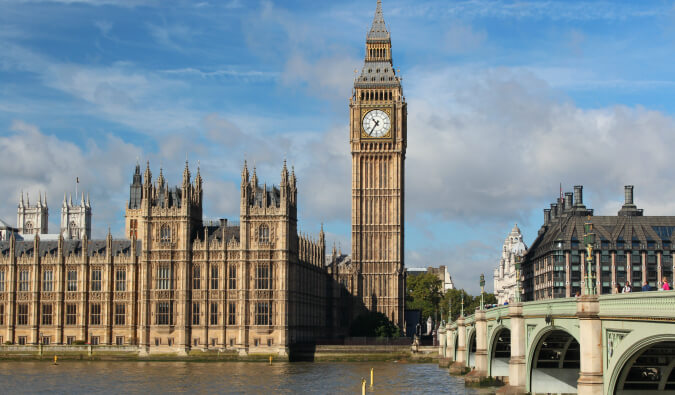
[
  {"left": 642, "top": 281, "right": 652, "bottom": 292},
  {"left": 622, "top": 281, "right": 632, "bottom": 293},
  {"left": 661, "top": 277, "right": 671, "bottom": 291}
]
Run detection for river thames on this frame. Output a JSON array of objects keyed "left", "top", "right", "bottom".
[{"left": 0, "top": 361, "right": 496, "bottom": 394}]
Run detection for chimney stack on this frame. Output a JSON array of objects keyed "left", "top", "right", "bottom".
[
  {"left": 574, "top": 185, "right": 583, "bottom": 206},
  {"left": 544, "top": 209, "right": 551, "bottom": 225},
  {"left": 551, "top": 203, "right": 558, "bottom": 219},
  {"left": 624, "top": 185, "right": 634, "bottom": 205},
  {"left": 564, "top": 192, "right": 573, "bottom": 211}
]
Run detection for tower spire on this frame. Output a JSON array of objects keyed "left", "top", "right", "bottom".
[{"left": 367, "top": 0, "right": 389, "bottom": 41}]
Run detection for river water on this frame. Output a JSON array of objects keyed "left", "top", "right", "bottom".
[{"left": 0, "top": 361, "right": 496, "bottom": 394}]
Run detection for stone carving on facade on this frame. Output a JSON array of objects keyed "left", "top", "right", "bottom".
[
  {"left": 494, "top": 224, "right": 527, "bottom": 304},
  {"left": 607, "top": 330, "right": 630, "bottom": 360}
]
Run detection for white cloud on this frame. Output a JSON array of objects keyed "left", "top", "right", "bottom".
[
  {"left": 443, "top": 21, "right": 487, "bottom": 53},
  {"left": 0, "top": 120, "right": 141, "bottom": 238}
]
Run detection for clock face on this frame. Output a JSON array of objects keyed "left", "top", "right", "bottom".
[{"left": 362, "top": 109, "right": 391, "bottom": 138}]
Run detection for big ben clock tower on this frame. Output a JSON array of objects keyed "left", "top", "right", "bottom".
[{"left": 350, "top": 0, "right": 405, "bottom": 328}]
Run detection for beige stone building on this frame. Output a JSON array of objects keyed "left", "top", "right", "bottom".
[
  {"left": 0, "top": 1, "right": 408, "bottom": 353},
  {"left": 336, "top": 0, "right": 406, "bottom": 328},
  {"left": 0, "top": 161, "right": 329, "bottom": 355}
]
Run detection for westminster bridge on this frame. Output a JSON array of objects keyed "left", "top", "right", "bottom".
[{"left": 437, "top": 292, "right": 675, "bottom": 394}]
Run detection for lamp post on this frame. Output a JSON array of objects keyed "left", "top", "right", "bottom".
[
  {"left": 514, "top": 255, "right": 522, "bottom": 303},
  {"left": 460, "top": 293, "right": 464, "bottom": 317},
  {"left": 584, "top": 217, "right": 597, "bottom": 295},
  {"left": 480, "top": 274, "right": 485, "bottom": 310}
]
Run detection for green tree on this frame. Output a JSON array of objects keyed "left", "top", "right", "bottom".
[
  {"left": 349, "top": 311, "right": 401, "bottom": 338},
  {"left": 405, "top": 273, "right": 443, "bottom": 320},
  {"left": 439, "top": 289, "right": 499, "bottom": 322}
]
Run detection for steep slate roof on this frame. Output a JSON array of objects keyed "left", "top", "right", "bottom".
[
  {"left": 205, "top": 225, "right": 240, "bottom": 244},
  {"left": 526, "top": 215, "right": 675, "bottom": 260},
  {"left": 367, "top": 0, "right": 390, "bottom": 41}
]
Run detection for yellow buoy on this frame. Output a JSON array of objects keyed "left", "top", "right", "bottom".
[
  {"left": 361, "top": 378, "right": 366, "bottom": 395},
  {"left": 370, "top": 367, "right": 373, "bottom": 388},
  {"left": 53, "top": 355, "right": 58, "bottom": 365},
  {"left": 269, "top": 355, "right": 272, "bottom": 365}
]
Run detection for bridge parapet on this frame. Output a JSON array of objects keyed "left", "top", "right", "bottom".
[{"left": 598, "top": 292, "right": 675, "bottom": 320}]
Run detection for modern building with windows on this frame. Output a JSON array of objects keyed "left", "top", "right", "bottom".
[{"left": 523, "top": 185, "right": 675, "bottom": 301}]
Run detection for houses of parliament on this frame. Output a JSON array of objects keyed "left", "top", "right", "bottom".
[{"left": 0, "top": 1, "right": 406, "bottom": 356}]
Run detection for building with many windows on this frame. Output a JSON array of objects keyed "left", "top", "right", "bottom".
[
  {"left": 523, "top": 185, "right": 675, "bottom": 301},
  {"left": 0, "top": 161, "right": 332, "bottom": 355}
]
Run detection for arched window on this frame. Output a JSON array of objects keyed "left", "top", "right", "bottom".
[
  {"left": 160, "top": 225, "right": 171, "bottom": 243},
  {"left": 259, "top": 225, "right": 269, "bottom": 244},
  {"left": 24, "top": 222, "right": 33, "bottom": 234}
]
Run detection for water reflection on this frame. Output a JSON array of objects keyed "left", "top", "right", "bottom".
[{"left": 0, "top": 361, "right": 493, "bottom": 394}]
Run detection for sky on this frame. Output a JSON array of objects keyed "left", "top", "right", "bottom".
[{"left": 2, "top": 0, "right": 675, "bottom": 294}]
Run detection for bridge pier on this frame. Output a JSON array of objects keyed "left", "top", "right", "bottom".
[
  {"left": 446, "top": 323, "right": 455, "bottom": 362},
  {"left": 449, "top": 316, "right": 467, "bottom": 374},
  {"left": 474, "top": 310, "right": 488, "bottom": 375},
  {"left": 497, "top": 302, "right": 526, "bottom": 394},
  {"left": 577, "top": 295, "right": 603, "bottom": 395}
]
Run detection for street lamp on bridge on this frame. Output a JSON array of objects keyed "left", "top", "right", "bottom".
[
  {"left": 480, "top": 273, "right": 485, "bottom": 310},
  {"left": 584, "top": 217, "right": 597, "bottom": 295}
]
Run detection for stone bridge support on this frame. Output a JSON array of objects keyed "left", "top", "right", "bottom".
[
  {"left": 577, "top": 295, "right": 603, "bottom": 395},
  {"left": 500, "top": 302, "right": 526, "bottom": 393},
  {"left": 446, "top": 323, "right": 455, "bottom": 361},
  {"left": 474, "top": 310, "right": 488, "bottom": 375},
  {"left": 450, "top": 316, "right": 466, "bottom": 374}
]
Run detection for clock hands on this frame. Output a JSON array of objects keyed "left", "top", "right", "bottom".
[{"left": 369, "top": 119, "right": 380, "bottom": 135}]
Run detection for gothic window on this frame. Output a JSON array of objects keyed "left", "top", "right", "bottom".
[
  {"left": 17, "top": 304, "right": 28, "bottom": 325},
  {"left": 115, "top": 303, "right": 126, "bottom": 325},
  {"left": 255, "top": 263, "right": 271, "bottom": 289},
  {"left": 157, "top": 302, "right": 171, "bottom": 325},
  {"left": 0, "top": 270, "right": 6, "bottom": 292},
  {"left": 192, "top": 302, "right": 200, "bottom": 326},
  {"left": 158, "top": 265, "right": 171, "bottom": 290},
  {"left": 66, "top": 304, "right": 77, "bottom": 325},
  {"left": 255, "top": 302, "right": 270, "bottom": 326},
  {"left": 160, "top": 225, "right": 171, "bottom": 243},
  {"left": 90, "top": 303, "right": 101, "bottom": 325},
  {"left": 115, "top": 268, "right": 126, "bottom": 291},
  {"left": 67, "top": 270, "right": 77, "bottom": 292},
  {"left": 41, "top": 304, "right": 52, "bottom": 325},
  {"left": 24, "top": 222, "right": 33, "bottom": 234},
  {"left": 193, "top": 266, "right": 201, "bottom": 290},
  {"left": 69, "top": 221, "right": 77, "bottom": 238},
  {"left": 19, "top": 270, "right": 29, "bottom": 292},
  {"left": 43, "top": 270, "right": 53, "bottom": 292},
  {"left": 259, "top": 225, "right": 269, "bottom": 243},
  {"left": 91, "top": 269, "right": 101, "bottom": 291},
  {"left": 228, "top": 265, "right": 237, "bottom": 289},
  {"left": 210, "top": 302, "right": 218, "bottom": 326},
  {"left": 0, "top": 304, "right": 4, "bottom": 325},
  {"left": 210, "top": 265, "right": 219, "bottom": 290},
  {"left": 228, "top": 302, "right": 236, "bottom": 325}
]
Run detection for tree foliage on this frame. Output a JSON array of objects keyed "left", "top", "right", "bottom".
[
  {"left": 405, "top": 272, "right": 443, "bottom": 320},
  {"left": 349, "top": 311, "right": 401, "bottom": 338},
  {"left": 405, "top": 272, "right": 499, "bottom": 324}
]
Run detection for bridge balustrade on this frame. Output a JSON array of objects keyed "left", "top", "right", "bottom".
[{"left": 438, "top": 292, "right": 675, "bottom": 394}]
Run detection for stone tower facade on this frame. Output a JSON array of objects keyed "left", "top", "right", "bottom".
[
  {"left": 493, "top": 224, "right": 527, "bottom": 304},
  {"left": 17, "top": 192, "right": 48, "bottom": 235},
  {"left": 60, "top": 193, "right": 92, "bottom": 239},
  {"left": 349, "top": 0, "right": 406, "bottom": 327}
]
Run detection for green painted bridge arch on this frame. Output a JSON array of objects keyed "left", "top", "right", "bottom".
[{"left": 441, "top": 292, "right": 675, "bottom": 394}]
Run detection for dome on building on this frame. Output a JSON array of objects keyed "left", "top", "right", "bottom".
[{"left": 509, "top": 223, "right": 527, "bottom": 256}]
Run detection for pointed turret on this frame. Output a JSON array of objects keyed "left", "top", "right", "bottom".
[
  {"left": 38, "top": 191, "right": 43, "bottom": 207},
  {"left": 280, "top": 159, "right": 288, "bottom": 186},
  {"left": 63, "top": 193, "right": 67, "bottom": 208},
  {"left": 367, "top": 0, "right": 389, "bottom": 42},
  {"left": 144, "top": 161, "right": 152, "bottom": 187},
  {"left": 69, "top": 194, "right": 73, "bottom": 206},
  {"left": 44, "top": 192, "right": 47, "bottom": 208},
  {"left": 241, "top": 160, "right": 250, "bottom": 185},
  {"left": 251, "top": 166, "right": 258, "bottom": 188},
  {"left": 81, "top": 192, "right": 85, "bottom": 207},
  {"left": 86, "top": 193, "right": 90, "bottom": 208},
  {"left": 182, "top": 160, "right": 191, "bottom": 186},
  {"left": 19, "top": 192, "right": 24, "bottom": 208}
]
